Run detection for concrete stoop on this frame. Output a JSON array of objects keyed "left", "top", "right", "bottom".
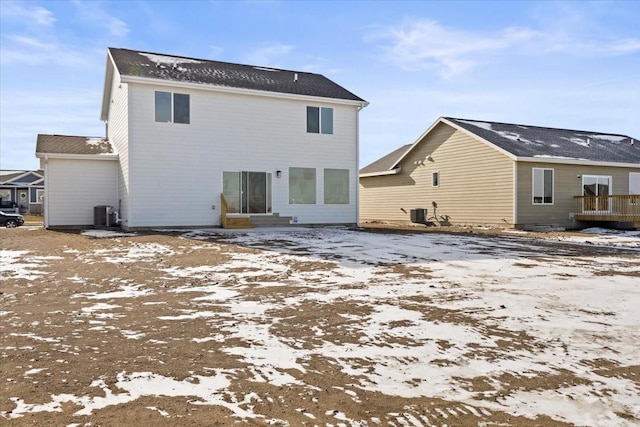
[{"left": 248, "top": 213, "right": 293, "bottom": 227}]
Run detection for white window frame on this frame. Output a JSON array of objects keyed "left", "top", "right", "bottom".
[
  {"left": 582, "top": 174, "right": 612, "bottom": 213},
  {"left": 155, "top": 91, "right": 190, "bottom": 124},
  {"left": 306, "top": 106, "right": 333, "bottom": 135},
  {"left": 324, "top": 168, "right": 349, "bottom": 204},
  {"left": 630, "top": 172, "right": 640, "bottom": 205},
  {"left": 36, "top": 189, "right": 45, "bottom": 204},
  {"left": 532, "top": 168, "right": 554, "bottom": 205},
  {"left": 289, "top": 167, "right": 317, "bottom": 204}
]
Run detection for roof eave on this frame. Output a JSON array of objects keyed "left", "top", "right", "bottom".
[
  {"left": 359, "top": 167, "right": 402, "bottom": 178},
  {"left": 36, "top": 153, "right": 119, "bottom": 161},
  {"left": 100, "top": 50, "right": 117, "bottom": 122},
  {"left": 120, "top": 75, "right": 368, "bottom": 107},
  {"left": 388, "top": 116, "right": 520, "bottom": 170},
  {"left": 516, "top": 157, "right": 640, "bottom": 168}
]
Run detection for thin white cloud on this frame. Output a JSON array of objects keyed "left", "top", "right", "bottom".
[
  {"left": 373, "top": 19, "right": 537, "bottom": 78},
  {"left": 244, "top": 42, "right": 294, "bottom": 67},
  {"left": 0, "top": 2, "right": 56, "bottom": 27},
  {"left": 373, "top": 18, "right": 640, "bottom": 78},
  {"left": 209, "top": 45, "right": 224, "bottom": 57},
  {"left": 0, "top": 35, "right": 90, "bottom": 67},
  {"left": 72, "top": 1, "right": 129, "bottom": 38}
]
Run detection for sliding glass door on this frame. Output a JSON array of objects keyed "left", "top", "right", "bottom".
[
  {"left": 223, "top": 171, "right": 272, "bottom": 214},
  {"left": 582, "top": 175, "right": 611, "bottom": 212}
]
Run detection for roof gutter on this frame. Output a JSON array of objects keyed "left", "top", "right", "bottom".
[
  {"left": 516, "top": 157, "right": 640, "bottom": 168},
  {"left": 359, "top": 167, "right": 402, "bottom": 178},
  {"left": 35, "top": 153, "right": 119, "bottom": 161}
]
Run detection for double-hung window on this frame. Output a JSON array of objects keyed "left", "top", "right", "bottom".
[
  {"left": 307, "top": 106, "right": 333, "bottom": 134},
  {"left": 155, "top": 91, "right": 190, "bottom": 124},
  {"left": 532, "top": 168, "right": 553, "bottom": 204}
]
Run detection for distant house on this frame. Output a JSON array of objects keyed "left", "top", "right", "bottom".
[
  {"left": 36, "top": 47, "right": 367, "bottom": 229},
  {"left": 360, "top": 117, "right": 640, "bottom": 230},
  {"left": 0, "top": 170, "right": 44, "bottom": 214}
]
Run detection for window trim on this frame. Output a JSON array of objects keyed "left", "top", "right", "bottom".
[
  {"left": 532, "top": 168, "right": 554, "bottom": 205},
  {"left": 306, "top": 106, "right": 333, "bottom": 135},
  {"left": 289, "top": 167, "right": 317, "bottom": 204},
  {"left": 324, "top": 168, "right": 350, "bottom": 204},
  {"left": 155, "top": 91, "right": 190, "bottom": 124}
]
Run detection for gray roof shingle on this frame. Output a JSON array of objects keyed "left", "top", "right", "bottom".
[
  {"left": 360, "top": 144, "right": 412, "bottom": 175},
  {"left": 36, "top": 135, "right": 115, "bottom": 156},
  {"left": 109, "top": 48, "right": 366, "bottom": 103},
  {"left": 446, "top": 117, "right": 640, "bottom": 164},
  {"left": 361, "top": 118, "right": 640, "bottom": 176}
]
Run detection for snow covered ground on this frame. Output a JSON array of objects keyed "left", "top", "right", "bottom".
[{"left": 1, "top": 227, "right": 639, "bottom": 426}]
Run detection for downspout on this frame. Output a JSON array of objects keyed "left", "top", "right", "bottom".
[
  {"left": 513, "top": 161, "right": 518, "bottom": 227},
  {"left": 355, "top": 104, "right": 363, "bottom": 227},
  {"left": 44, "top": 155, "right": 49, "bottom": 228}
]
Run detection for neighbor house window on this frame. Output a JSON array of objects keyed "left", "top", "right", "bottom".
[
  {"left": 307, "top": 106, "right": 333, "bottom": 134},
  {"left": 324, "top": 169, "right": 349, "bottom": 204},
  {"left": 289, "top": 167, "right": 316, "bottom": 204},
  {"left": 155, "top": 91, "right": 190, "bottom": 124},
  {"left": 36, "top": 190, "right": 45, "bottom": 204},
  {"left": 532, "top": 168, "right": 553, "bottom": 204},
  {"left": 0, "top": 189, "right": 11, "bottom": 202},
  {"left": 432, "top": 172, "right": 440, "bottom": 187}
]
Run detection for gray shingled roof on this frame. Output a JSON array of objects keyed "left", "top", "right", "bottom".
[
  {"left": 360, "top": 144, "right": 411, "bottom": 175},
  {"left": 36, "top": 135, "right": 115, "bottom": 156},
  {"left": 109, "top": 48, "right": 366, "bottom": 102},
  {"left": 446, "top": 117, "right": 640, "bottom": 164},
  {"left": 361, "top": 118, "right": 640, "bottom": 176}
]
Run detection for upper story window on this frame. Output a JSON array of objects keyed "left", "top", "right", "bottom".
[
  {"left": 432, "top": 172, "right": 440, "bottom": 187},
  {"left": 532, "top": 168, "right": 553, "bottom": 204},
  {"left": 307, "top": 106, "right": 333, "bottom": 134},
  {"left": 155, "top": 91, "right": 190, "bottom": 124}
]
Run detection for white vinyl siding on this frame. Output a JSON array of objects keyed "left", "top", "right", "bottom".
[
  {"left": 126, "top": 84, "right": 359, "bottom": 227},
  {"left": 45, "top": 159, "right": 118, "bottom": 227},
  {"left": 106, "top": 70, "right": 129, "bottom": 227}
]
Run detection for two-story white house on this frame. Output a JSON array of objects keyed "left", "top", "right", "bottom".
[{"left": 36, "top": 48, "right": 367, "bottom": 229}]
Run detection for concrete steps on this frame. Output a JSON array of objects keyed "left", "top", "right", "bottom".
[{"left": 249, "top": 213, "right": 292, "bottom": 227}]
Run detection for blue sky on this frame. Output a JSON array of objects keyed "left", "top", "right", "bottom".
[{"left": 1, "top": 0, "right": 639, "bottom": 171}]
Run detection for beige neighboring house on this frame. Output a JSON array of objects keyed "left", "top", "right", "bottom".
[{"left": 360, "top": 117, "right": 640, "bottom": 230}]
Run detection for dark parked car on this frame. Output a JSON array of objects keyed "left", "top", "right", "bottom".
[{"left": 0, "top": 211, "right": 25, "bottom": 228}]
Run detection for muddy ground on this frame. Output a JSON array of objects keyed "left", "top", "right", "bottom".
[{"left": 1, "top": 226, "right": 638, "bottom": 426}]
